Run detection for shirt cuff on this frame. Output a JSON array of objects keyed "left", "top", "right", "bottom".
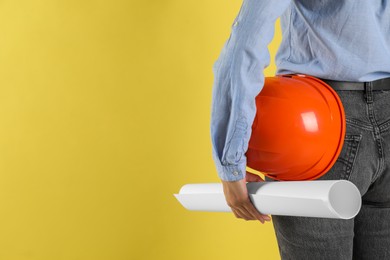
[{"left": 216, "top": 160, "right": 247, "bottom": 182}]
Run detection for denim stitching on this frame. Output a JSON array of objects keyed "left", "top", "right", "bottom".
[
  {"left": 371, "top": 156, "right": 385, "bottom": 185},
  {"left": 346, "top": 118, "right": 373, "bottom": 131},
  {"left": 344, "top": 134, "right": 362, "bottom": 181},
  {"left": 379, "top": 118, "right": 390, "bottom": 133},
  {"left": 364, "top": 84, "right": 386, "bottom": 184}
]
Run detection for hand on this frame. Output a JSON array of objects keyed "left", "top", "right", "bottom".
[{"left": 221, "top": 171, "right": 271, "bottom": 224}]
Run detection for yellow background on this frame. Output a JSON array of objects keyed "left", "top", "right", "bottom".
[{"left": 0, "top": 0, "right": 282, "bottom": 259}]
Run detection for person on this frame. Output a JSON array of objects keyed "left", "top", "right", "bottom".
[{"left": 210, "top": 0, "right": 390, "bottom": 259}]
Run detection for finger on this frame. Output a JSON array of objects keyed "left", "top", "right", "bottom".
[
  {"left": 232, "top": 207, "right": 249, "bottom": 220},
  {"left": 243, "top": 202, "right": 263, "bottom": 222},
  {"left": 233, "top": 197, "right": 262, "bottom": 221},
  {"left": 247, "top": 198, "right": 272, "bottom": 221},
  {"left": 245, "top": 172, "right": 264, "bottom": 182},
  {"left": 235, "top": 206, "right": 256, "bottom": 221},
  {"left": 232, "top": 208, "right": 245, "bottom": 219},
  {"left": 244, "top": 202, "right": 267, "bottom": 223},
  {"left": 243, "top": 202, "right": 269, "bottom": 223},
  {"left": 232, "top": 209, "right": 242, "bottom": 219}
]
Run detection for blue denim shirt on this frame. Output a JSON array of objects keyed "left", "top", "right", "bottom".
[{"left": 210, "top": 0, "right": 390, "bottom": 181}]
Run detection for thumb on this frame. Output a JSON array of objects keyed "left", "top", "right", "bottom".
[{"left": 245, "top": 171, "right": 264, "bottom": 182}]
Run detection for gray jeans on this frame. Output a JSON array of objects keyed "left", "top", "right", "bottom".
[{"left": 264, "top": 85, "right": 390, "bottom": 259}]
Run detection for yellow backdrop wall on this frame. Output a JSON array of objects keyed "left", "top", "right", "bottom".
[{"left": 0, "top": 0, "right": 282, "bottom": 259}]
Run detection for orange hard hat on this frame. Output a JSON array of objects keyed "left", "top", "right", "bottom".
[{"left": 246, "top": 74, "right": 346, "bottom": 181}]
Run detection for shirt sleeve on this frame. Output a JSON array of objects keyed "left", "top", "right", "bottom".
[{"left": 210, "top": 0, "right": 292, "bottom": 181}]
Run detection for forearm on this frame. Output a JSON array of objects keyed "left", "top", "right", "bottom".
[{"left": 210, "top": 0, "right": 292, "bottom": 181}]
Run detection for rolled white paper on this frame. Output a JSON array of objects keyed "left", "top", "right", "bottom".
[{"left": 174, "top": 180, "right": 361, "bottom": 219}]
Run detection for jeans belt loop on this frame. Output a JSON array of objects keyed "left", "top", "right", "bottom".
[{"left": 364, "top": 81, "right": 373, "bottom": 104}]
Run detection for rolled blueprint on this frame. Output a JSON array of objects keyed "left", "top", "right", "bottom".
[{"left": 174, "top": 180, "right": 361, "bottom": 219}]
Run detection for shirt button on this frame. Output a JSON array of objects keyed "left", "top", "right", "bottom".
[
  {"left": 233, "top": 171, "right": 239, "bottom": 176},
  {"left": 233, "top": 21, "right": 238, "bottom": 27}
]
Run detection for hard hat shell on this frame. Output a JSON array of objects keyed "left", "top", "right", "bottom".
[{"left": 246, "top": 74, "right": 346, "bottom": 181}]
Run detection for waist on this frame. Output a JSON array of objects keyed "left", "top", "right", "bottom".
[{"left": 318, "top": 77, "right": 390, "bottom": 91}]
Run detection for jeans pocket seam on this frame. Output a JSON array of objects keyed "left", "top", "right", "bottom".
[{"left": 343, "top": 134, "right": 362, "bottom": 181}]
